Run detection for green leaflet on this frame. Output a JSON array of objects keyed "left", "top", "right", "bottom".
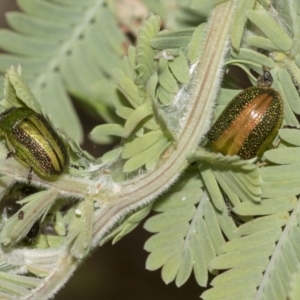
[
  {"left": 190, "top": 232, "right": 208, "bottom": 286},
  {"left": 7, "top": 12, "right": 70, "bottom": 39},
  {"left": 246, "top": 10, "right": 293, "bottom": 52},
  {"left": 146, "top": 140, "right": 171, "bottom": 171},
  {"left": 161, "top": 249, "right": 183, "bottom": 284},
  {"left": 0, "top": 271, "right": 41, "bottom": 288},
  {"left": 144, "top": 205, "right": 196, "bottom": 233},
  {"left": 210, "top": 262, "right": 266, "bottom": 286},
  {"left": 212, "top": 173, "right": 240, "bottom": 208},
  {"left": 114, "top": 69, "right": 145, "bottom": 108},
  {"left": 204, "top": 200, "right": 226, "bottom": 255},
  {"left": 215, "top": 204, "right": 238, "bottom": 241},
  {"left": 158, "top": 65, "right": 178, "bottom": 94},
  {"left": 146, "top": 239, "right": 185, "bottom": 271},
  {"left": 100, "top": 205, "right": 152, "bottom": 245},
  {"left": 0, "top": 29, "right": 57, "bottom": 57},
  {"left": 261, "top": 163, "right": 300, "bottom": 198},
  {"left": 116, "top": 106, "right": 134, "bottom": 120},
  {"left": 136, "top": 14, "right": 160, "bottom": 85},
  {"left": 89, "top": 124, "right": 124, "bottom": 143},
  {"left": 210, "top": 242, "right": 275, "bottom": 269},
  {"left": 151, "top": 36, "right": 192, "bottom": 50},
  {"left": 0, "top": 55, "right": 44, "bottom": 74},
  {"left": 67, "top": 198, "right": 94, "bottom": 259},
  {"left": 96, "top": 10, "right": 127, "bottom": 57},
  {"left": 158, "top": 28, "right": 195, "bottom": 38},
  {"left": 3, "top": 67, "right": 41, "bottom": 113},
  {"left": 279, "top": 128, "right": 300, "bottom": 146},
  {"left": 188, "top": 23, "right": 206, "bottom": 64},
  {"left": 146, "top": 72, "right": 158, "bottom": 99},
  {"left": 246, "top": 36, "right": 280, "bottom": 52},
  {"left": 116, "top": 106, "right": 158, "bottom": 131},
  {"left": 233, "top": 196, "right": 297, "bottom": 216},
  {"left": 175, "top": 248, "right": 193, "bottom": 287},
  {"left": 202, "top": 281, "right": 257, "bottom": 299},
  {"left": 123, "top": 102, "right": 154, "bottom": 138},
  {"left": 200, "top": 167, "right": 224, "bottom": 211},
  {"left": 122, "top": 130, "right": 165, "bottom": 159},
  {"left": 0, "top": 272, "right": 41, "bottom": 297},
  {"left": 231, "top": 0, "right": 255, "bottom": 51},
  {"left": 277, "top": 68, "right": 300, "bottom": 115},
  {"left": 151, "top": 29, "right": 193, "bottom": 50},
  {"left": 153, "top": 190, "right": 203, "bottom": 211},
  {"left": 123, "top": 46, "right": 138, "bottom": 81},
  {"left": 273, "top": 80, "right": 299, "bottom": 126},
  {"left": 18, "top": 0, "right": 83, "bottom": 23},
  {"left": 100, "top": 148, "right": 122, "bottom": 163},
  {"left": 196, "top": 217, "right": 217, "bottom": 274},
  {"left": 156, "top": 86, "right": 174, "bottom": 105},
  {"left": 222, "top": 227, "right": 282, "bottom": 252},
  {"left": 168, "top": 50, "right": 190, "bottom": 84},
  {"left": 234, "top": 212, "right": 289, "bottom": 236},
  {"left": 264, "top": 147, "right": 300, "bottom": 164},
  {"left": 0, "top": 189, "right": 58, "bottom": 246},
  {"left": 230, "top": 48, "right": 275, "bottom": 68},
  {"left": 123, "top": 137, "right": 169, "bottom": 172},
  {"left": 144, "top": 223, "right": 189, "bottom": 252}
]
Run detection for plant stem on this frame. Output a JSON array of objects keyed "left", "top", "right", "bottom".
[
  {"left": 21, "top": 1, "right": 239, "bottom": 298},
  {"left": 93, "top": 0, "right": 238, "bottom": 243}
]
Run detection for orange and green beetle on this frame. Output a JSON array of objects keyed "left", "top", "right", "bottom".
[{"left": 207, "top": 68, "right": 283, "bottom": 159}]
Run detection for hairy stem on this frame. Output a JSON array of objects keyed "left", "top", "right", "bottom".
[
  {"left": 19, "top": 1, "right": 239, "bottom": 298},
  {"left": 92, "top": 0, "right": 238, "bottom": 243}
]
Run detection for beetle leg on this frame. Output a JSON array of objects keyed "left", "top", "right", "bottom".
[
  {"left": 6, "top": 151, "right": 15, "bottom": 159},
  {"left": 5, "top": 133, "right": 16, "bottom": 159},
  {"left": 69, "top": 163, "right": 84, "bottom": 170},
  {"left": 27, "top": 167, "right": 33, "bottom": 183},
  {"left": 272, "top": 124, "right": 300, "bottom": 149},
  {"left": 283, "top": 124, "right": 300, "bottom": 130}
]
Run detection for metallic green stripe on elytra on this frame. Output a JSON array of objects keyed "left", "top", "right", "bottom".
[
  {"left": 26, "top": 114, "right": 69, "bottom": 171},
  {"left": 0, "top": 107, "right": 69, "bottom": 180}
]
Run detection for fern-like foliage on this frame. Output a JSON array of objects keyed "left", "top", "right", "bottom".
[
  {"left": 0, "top": 1, "right": 211, "bottom": 298},
  {"left": 90, "top": 13, "right": 198, "bottom": 173},
  {"left": 2, "top": 0, "right": 300, "bottom": 299},
  {"left": 141, "top": 1, "right": 300, "bottom": 299},
  {"left": 0, "top": 0, "right": 130, "bottom": 142}
]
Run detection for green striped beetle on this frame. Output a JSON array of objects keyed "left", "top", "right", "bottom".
[
  {"left": 0, "top": 107, "right": 69, "bottom": 181},
  {"left": 207, "top": 68, "right": 283, "bottom": 159}
]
